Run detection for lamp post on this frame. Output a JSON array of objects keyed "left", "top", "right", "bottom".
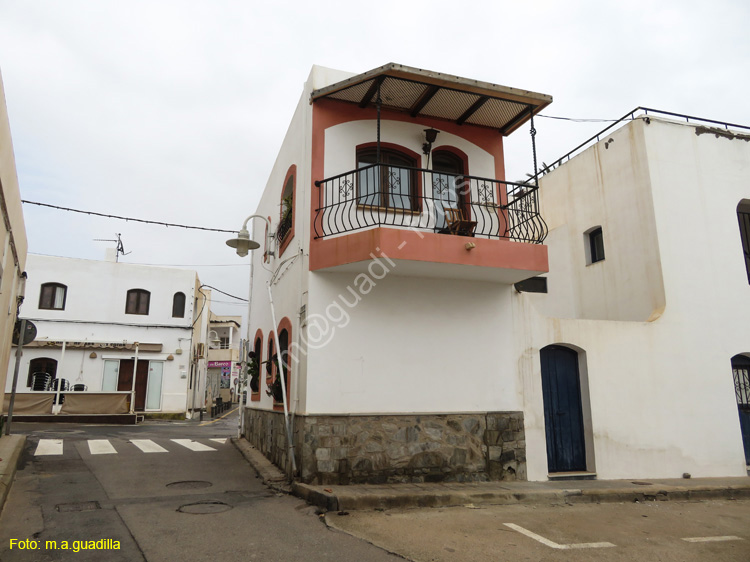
[{"left": 226, "top": 215, "right": 297, "bottom": 475}]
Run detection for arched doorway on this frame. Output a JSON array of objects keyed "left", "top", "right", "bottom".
[
  {"left": 540, "top": 345, "right": 587, "bottom": 473},
  {"left": 731, "top": 354, "right": 750, "bottom": 464}
]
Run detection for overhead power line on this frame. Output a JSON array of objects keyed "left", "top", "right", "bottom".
[
  {"left": 21, "top": 200, "right": 238, "bottom": 234},
  {"left": 538, "top": 114, "right": 620, "bottom": 123}
]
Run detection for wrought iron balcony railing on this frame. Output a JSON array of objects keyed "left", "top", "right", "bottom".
[{"left": 314, "top": 163, "right": 547, "bottom": 243}]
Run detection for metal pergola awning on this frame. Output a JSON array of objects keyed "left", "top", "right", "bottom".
[{"left": 310, "top": 63, "right": 553, "bottom": 135}]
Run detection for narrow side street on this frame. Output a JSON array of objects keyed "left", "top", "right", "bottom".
[{"left": 0, "top": 414, "right": 400, "bottom": 562}]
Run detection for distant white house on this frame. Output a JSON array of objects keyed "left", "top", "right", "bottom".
[
  {"left": 5, "top": 253, "right": 211, "bottom": 417},
  {"left": 239, "top": 63, "right": 750, "bottom": 485},
  {"left": 206, "top": 313, "right": 242, "bottom": 405}
]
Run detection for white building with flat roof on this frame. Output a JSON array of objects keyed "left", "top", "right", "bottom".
[{"left": 6, "top": 254, "right": 210, "bottom": 417}]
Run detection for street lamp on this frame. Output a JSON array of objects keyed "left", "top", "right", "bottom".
[
  {"left": 207, "top": 330, "right": 221, "bottom": 348},
  {"left": 226, "top": 215, "right": 297, "bottom": 476}
]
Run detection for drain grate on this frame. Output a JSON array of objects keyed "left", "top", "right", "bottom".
[
  {"left": 166, "top": 480, "right": 212, "bottom": 490},
  {"left": 56, "top": 501, "right": 100, "bottom": 512},
  {"left": 177, "top": 501, "right": 232, "bottom": 515}
]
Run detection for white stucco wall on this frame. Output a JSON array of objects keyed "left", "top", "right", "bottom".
[
  {"left": 519, "top": 117, "right": 750, "bottom": 480},
  {"left": 536, "top": 118, "right": 665, "bottom": 322},
  {"left": 305, "top": 272, "right": 519, "bottom": 415}
]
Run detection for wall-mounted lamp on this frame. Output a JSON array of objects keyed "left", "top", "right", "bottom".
[
  {"left": 89, "top": 352, "right": 97, "bottom": 359},
  {"left": 423, "top": 128, "right": 440, "bottom": 155}
]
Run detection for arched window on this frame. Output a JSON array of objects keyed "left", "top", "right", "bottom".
[
  {"left": 357, "top": 146, "right": 419, "bottom": 211},
  {"left": 252, "top": 330, "right": 263, "bottom": 401},
  {"left": 27, "top": 357, "right": 58, "bottom": 388},
  {"left": 432, "top": 149, "right": 468, "bottom": 230},
  {"left": 737, "top": 201, "right": 750, "bottom": 283},
  {"left": 172, "top": 292, "right": 186, "bottom": 318},
  {"left": 274, "top": 317, "right": 293, "bottom": 408},
  {"left": 39, "top": 283, "right": 67, "bottom": 310},
  {"left": 126, "top": 289, "right": 150, "bottom": 315},
  {"left": 278, "top": 165, "right": 296, "bottom": 255}
]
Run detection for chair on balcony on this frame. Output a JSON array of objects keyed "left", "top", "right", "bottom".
[{"left": 444, "top": 208, "right": 477, "bottom": 237}]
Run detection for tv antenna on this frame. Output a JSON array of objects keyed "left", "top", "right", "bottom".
[{"left": 93, "top": 233, "right": 131, "bottom": 262}]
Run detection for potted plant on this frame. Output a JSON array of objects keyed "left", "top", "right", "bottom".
[
  {"left": 277, "top": 194, "right": 293, "bottom": 242},
  {"left": 247, "top": 351, "right": 260, "bottom": 393},
  {"left": 265, "top": 354, "right": 285, "bottom": 403}
]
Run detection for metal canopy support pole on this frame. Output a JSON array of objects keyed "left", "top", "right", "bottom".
[
  {"left": 376, "top": 83, "right": 382, "bottom": 164},
  {"left": 529, "top": 107, "right": 539, "bottom": 188},
  {"left": 5, "top": 319, "right": 25, "bottom": 435},
  {"left": 130, "top": 343, "right": 139, "bottom": 414},
  {"left": 54, "top": 341, "right": 67, "bottom": 415}
]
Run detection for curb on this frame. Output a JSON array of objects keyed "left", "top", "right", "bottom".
[
  {"left": 0, "top": 434, "right": 26, "bottom": 515},
  {"left": 231, "top": 437, "right": 292, "bottom": 494},
  {"left": 293, "top": 480, "right": 750, "bottom": 512}
]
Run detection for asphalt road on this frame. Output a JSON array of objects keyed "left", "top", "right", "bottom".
[{"left": 0, "top": 411, "right": 400, "bottom": 562}]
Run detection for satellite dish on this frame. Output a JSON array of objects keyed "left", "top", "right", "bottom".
[{"left": 12, "top": 320, "right": 37, "bottom": 346}]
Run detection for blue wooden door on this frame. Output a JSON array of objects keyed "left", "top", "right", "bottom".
[
  {"left": 731, "top": 356, "right": 750, "bottom": 464},
  {"left": 540, "top": 345, "right": 587, "bottom": 472}
]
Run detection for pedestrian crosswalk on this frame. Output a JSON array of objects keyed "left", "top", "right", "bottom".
[{"left": 34, "top": 437, "right": 229, "bottom": 456}]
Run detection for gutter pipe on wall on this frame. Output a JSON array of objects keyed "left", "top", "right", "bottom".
[{"left": 129, "top": 342, "right": 139, "bottom": 414}]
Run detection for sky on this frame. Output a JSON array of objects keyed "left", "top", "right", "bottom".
[{"left": 0, "top": 0, "right": 748, "bottom": 320}]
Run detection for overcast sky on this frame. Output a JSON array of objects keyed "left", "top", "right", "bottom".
[{"left": 1, "top": 1, "right": 748, "bottom": 319}]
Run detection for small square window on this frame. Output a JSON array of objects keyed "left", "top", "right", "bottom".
[{"left": 587, "top": 227, "right": 605, "bottom": 264}]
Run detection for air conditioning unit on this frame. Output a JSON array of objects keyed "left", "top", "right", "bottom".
[{"left": 194, "top": 342, "right": 205, "bottom": 360}]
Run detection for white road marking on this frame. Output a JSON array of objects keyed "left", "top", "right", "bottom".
[
  {"left": 130, "top": 439, "right": 168, "bottom": 453},
  {"left": 34, "top": 439, "right": 63, "bottom": 456},
  {"left": 209, "top": 438, "right": 227, "bottom": 444},
  {"left": 682, "top": 536, "right": 744, "bottom": 543},
  {"left": 171, "top": 439, "right": 216, "bottom": 452},
  {"left": 87, "top": 439, "right": 117, "bottom": 455},
  {"left": 504, "top": 523, "right": 616, "bottom": 550}
]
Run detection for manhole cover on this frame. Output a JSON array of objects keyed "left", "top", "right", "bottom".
[
  {"left": 631, "top": 481, "right": 653, "bottom": 486},
  {"left": 57, "top": 501, "right": 100, "bottom": 512},
  {"left": 166, "top": 480, "right": 212, "bottom": 490},
  {"left": 177, "top": 501, "right": 232, "bottom": 515}
]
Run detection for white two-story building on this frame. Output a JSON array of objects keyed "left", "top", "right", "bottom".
[
  {"left": 241, "top": 64, "right": 750, "bottom": 486},
  {"left": 5, "top": 253, "right": 211, "bottom": 418}
]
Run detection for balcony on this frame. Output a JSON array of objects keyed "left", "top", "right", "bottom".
[{"left": 310, "top": 164, "right": 549, "bottom": 283}]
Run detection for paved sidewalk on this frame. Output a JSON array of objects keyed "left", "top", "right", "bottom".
[
  {"left": 295, "top": 476, "right": 750, "bottom": 511},
  {"left": 232, "top": 438, "right": 750, "bottom": 511},
  {"left": 0, "top": 434, "right": 26, "bottom": 515}
]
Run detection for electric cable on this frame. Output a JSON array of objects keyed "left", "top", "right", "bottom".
[{"left": 21, "top": 200, "right": 238, "bottom": 234}]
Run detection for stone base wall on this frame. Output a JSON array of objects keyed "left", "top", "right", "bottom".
[{"left": 243, "top": 409, "right": 525, "bottom": 485}]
